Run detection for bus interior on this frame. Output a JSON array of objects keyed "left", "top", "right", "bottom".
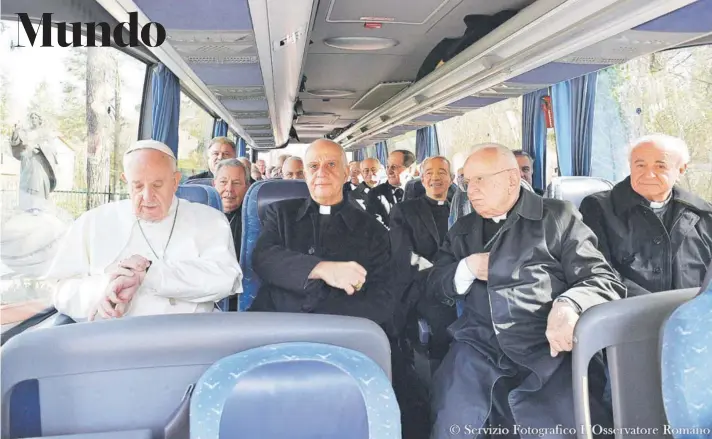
[{"left": 1, "top": 0, "right": 711, "bottom": 438}]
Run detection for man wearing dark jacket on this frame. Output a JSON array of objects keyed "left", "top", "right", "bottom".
[
  {"left": 349, "top": 157, "right": 381, "bottom": 210},
  {"left": 580, "top": 134, "right": 712, "bottom": 296},
  {"left": 186, "top": 137, "right": 236, "bottom": 181},
  {"left": 429, "top": 144, "right": 625, "bottom": 439},
  {"left": 342, "top": 160, "right": 361, "bottom": 195},
  {"left": 389, "top": 156, "right": 458, "bottom": 439},
  {"left": 366, "top": 150, "right": 415, "bottom": 226},
  {"left": 249, "top": 139, "right": 394, "bottom": 327}
]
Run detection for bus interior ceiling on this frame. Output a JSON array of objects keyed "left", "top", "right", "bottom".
[{"left": 2, "top": 0, "right": 712, "bottom": 152}]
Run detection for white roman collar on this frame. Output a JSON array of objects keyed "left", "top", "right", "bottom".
[
  {"left": 490, "top": 213, "right": 507, "bottom": 223},
  {"left": 319, "top": 205, "right": 331, "bottom": 215}
]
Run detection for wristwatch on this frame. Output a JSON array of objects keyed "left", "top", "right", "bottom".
[{"left": 554, "top": 296, "right": 581, "bottom": 313}]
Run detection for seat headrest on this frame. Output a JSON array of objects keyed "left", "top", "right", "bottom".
[
  {"left": 545, "top": 176, "right": 614, "bottom": 209},
  {"left": 184, "top": 178, "right": 214, "bottom": 187},
  {"left": 176, "top": 184, "right": 223, "bottom": 211},
  {"left": 247, "top": 179, "right": 311, "bottom": 220}
]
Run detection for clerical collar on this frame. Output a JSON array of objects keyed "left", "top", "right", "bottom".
[
  {"left": 313, "top": 198, "right": 345, "bottom": 215},
  {"left": 649, "top": 194, "right": 672, "bottom": 209},
  {"left": 489, "top": 213, "right": 507, "bottom": 223},
  {"left": 424, "top": 196, "right": 449, "bottom": 207}
]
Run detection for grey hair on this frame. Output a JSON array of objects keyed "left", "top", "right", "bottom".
[
  {"left": 214, "top": 158, "right": 248, "bottom": 180},
  {"left": 282, "top": 156, "right": 304, "bottom": 170},
  {"left": 207, "top": 136, "right": 236, "bottom": 154},
  {"left": 391, "top": 149, "right": 416, "bottom": 168},
  {"left": 629, "top": 134, "right": 690, "bottom": 165},
  {"left": 420, "top": 155, "right": 454, "bottom": 178}
]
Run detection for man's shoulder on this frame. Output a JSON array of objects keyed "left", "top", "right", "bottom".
[
  {"left": 180, "top": 198, "right": 229, "bottom": 222},
  {"left": 541, "top": 197, "right": 581, "bottom": 220},
  {"left": 344, "top": 203, "right": 389, "bottom": 235},
  {"left": 267, "top": 198, "right": 309, "bottom": 213},
  {"left": 78, "top": 199, "right": 131, "bottom": 221}
]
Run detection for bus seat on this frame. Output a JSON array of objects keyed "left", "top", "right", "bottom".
[
  {"left": 183, "top": 178, "right": 214, "bottom": 187},
  {"left": 545, "top": 176, "right": 613, "bottom": 209},
  {"left": 572, "top": 288, "right": 699, "bottom": 439},
  {"left": 661, "top": 274, "right": 712, "bottom": 438},
  {"left": 191, "top": 342, "right": 400, "bottom": 439},
  {"left": 239, "top": 180, "right": 310, "bottom": 311},
  {"left": 1, "top": 312, "right": 393, "bottom": 439},
  {"left": 175, "top": 184, "right": 223, "bottom": 212}
]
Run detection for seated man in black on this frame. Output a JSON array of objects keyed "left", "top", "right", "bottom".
[
  {"left": 390, "top": 156, "right": 457, "bottom": 361},
  {"left": 187, "top": 137, "right": 236, "bottom": 180},
  {"left": 366, "top": 149, "right": 416, "bottom": 226},
  {"left": 429, "top": 144, "right": 625, "bottom": 439},
  {"left": 580, "top": 134, "right": 711, "bottom": 296},
  {"left": 249, "top": 139, "right": 395, "bottom": 326},
  {"left": 349, "top": 157, "right": 382, "bottom": 210},
  {"left": 512, "top": 150, "right": 544, "bottom": 195},
  {"left": 213, "top": 159, "right": 250, "bottom": 260}
]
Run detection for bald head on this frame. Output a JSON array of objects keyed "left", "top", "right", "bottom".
[
  {"left": 304, "top": 139, "right": 348, "bottom": 205},
  {"left": 464, "top": 144, "right": 520, "bottom": 218},
  {"left": 360, "top": 157, "right": 381, "bottom": 187}
]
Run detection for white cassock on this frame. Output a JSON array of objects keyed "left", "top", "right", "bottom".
[{"left": 45, "top": 196, "right": 242, "bottom": 320}]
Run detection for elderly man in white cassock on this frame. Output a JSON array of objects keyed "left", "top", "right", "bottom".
[{"left": 46, "top": 140, "right": 242, "bottom": 321}]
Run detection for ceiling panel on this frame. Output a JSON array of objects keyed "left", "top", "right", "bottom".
[
  {"left": 191, "top": 64, "right": 264, "bottom": 87},
  {"left": 634, "top": 0, "right": 712, "bottom": 32},
  {"left": 133, "top": 0, "right": 253, "bottom": 30},
  {"left": 509, "top": 62, "right": 610, "bottom": 85},
  {"left": 222, "top": 99, "right": 269, "bottom": 112},
  {"left": 325, "top": 0, "right": 452, "bottom": 25}
]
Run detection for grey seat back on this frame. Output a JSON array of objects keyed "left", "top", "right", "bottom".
[
  {"left": 545, "top": 176, "right": 614, "bottom": 209},
  {"left": 572, "top": 288, "right": 698, "bottom": 439},
  {"left": 1, "top": 313, "right": 392, "bottom": 439}
]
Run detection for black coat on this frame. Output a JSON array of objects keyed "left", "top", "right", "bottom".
[
  {"left": 389, "top": 197, "right": 457, "bottom": 357},
  {"left": 347, "top": 182, "right": 372, "bottom": 210},
  {"left": 579, "top": 177, "right": 712, "bottom": 296},
  {"left": 366, "top": 183, "right": 402, "bottom": 227},
  {"left": 428, "top": 189, "right": 625, "bottom": 438},
  {"left": 249, "top": 197, "right": 396, "bottom": 326},
  {"left": 186, "top": 170, "right": 213, "bottom": 181}
]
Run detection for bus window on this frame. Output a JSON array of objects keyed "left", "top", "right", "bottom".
[
  {"left": 0, "top": 20, "right": 147, "bottom": 313},
  {"left": 592, "top": 45, "right": 712, "bottom": 201},
  {"left": 177, "top": 93, "right": 215, "bottom": 178}
]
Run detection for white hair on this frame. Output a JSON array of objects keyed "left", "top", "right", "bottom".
[
  {"left": 629, "top": 134, "right": 690, "bottom": 165},
  {"left": 282, "top": 156, "right": 304, "bottom": 169},
  {"left": 214, "top": 158, "right": 249, "bottom": 180}
]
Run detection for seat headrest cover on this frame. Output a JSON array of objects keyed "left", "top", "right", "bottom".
[
  {"left": 191, "top": 342, "right": 400, "bottom": 439},
  {"left": 545, "top": 176, "right": 614, "bottom": 209}
]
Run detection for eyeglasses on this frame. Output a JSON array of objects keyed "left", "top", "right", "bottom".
[{"left": 461, "top": 168, "right": 515, "bottom": 190}]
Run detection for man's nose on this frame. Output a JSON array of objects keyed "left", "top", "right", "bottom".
[{"left": 142, "top": 186, "right": 155, "bottom": 200}]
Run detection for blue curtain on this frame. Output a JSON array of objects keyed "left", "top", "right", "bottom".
[
  {"left": 353, "top": 149, "right": 364, "bottom": 161},
  {"left": 213, "top": 120, "right": 228, "bottom": 137},
  {"left": 237, "top": 138, "right": 247, "bottom": 157},
  {"left": 415, "top": 125, "right": 440, "bottom": 162},
  {"left": 551, "top": 72, "right": 598, "bottom": 176},
  {"left": 151, "top": 64, "right": 181, "bottom": 157},
  {"left": 375, "top": 141, "right": 388, "bottom": 165},
  {"left": 521, "top": 89, "right": 549, "bottom": 191}
]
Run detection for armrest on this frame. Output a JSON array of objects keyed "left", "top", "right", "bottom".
[{"left": 572, "top": 288, "right": 698, "bottom": 439}]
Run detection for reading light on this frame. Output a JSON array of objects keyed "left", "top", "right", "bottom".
[{"left": 323, "top": 37, "right": 398, "bottom": 51}]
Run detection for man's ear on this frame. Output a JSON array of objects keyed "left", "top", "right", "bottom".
[
  {"left": 174, "top": 171, "right": 182, "bottom": 186},
  {"left": 679, "top": 163, "right": 688, "bottom": 175}
]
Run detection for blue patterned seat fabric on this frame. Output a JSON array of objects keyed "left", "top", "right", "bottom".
[
  {"left": 239, "top": 179, "right": 310, "bottom": 311},
  {"left": 661, "top": 269, "right": 712, "bottom": 439},
  {"left": 176, "top": 184, "right": 223, "bottom": 212},
  {"left": 190, "top": 342, "right": 401, "bottom": 439}
]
